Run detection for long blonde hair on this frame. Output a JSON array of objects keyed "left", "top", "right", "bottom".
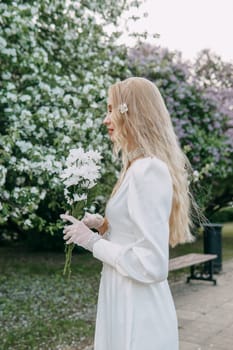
[{"left": 108, "top": 77, "right": 197, "bottom": 247}]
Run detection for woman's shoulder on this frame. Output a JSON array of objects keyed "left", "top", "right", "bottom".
[
  {"left": 128, "top": 156, "right": 172, "bottom": 188},
  {"left": 130, "top": 156, "right": 170, "bottom": 177},
  {"left": 128, "top": 156, "right": 173, "bottom": 194},
  {"left": 126, "top": 157, "right": 172, "bottom": 195}
]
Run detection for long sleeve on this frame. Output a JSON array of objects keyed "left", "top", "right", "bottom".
[{"left": 93, "top": 157, "right": 173, "bottom": 284}]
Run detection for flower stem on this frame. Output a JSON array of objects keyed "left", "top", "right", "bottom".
[{"left": 63, "top": 243, "right": 75, "bottom": 280}]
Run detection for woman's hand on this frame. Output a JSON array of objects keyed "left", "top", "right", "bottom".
[
  {"left": 60, "top": 213, "right": 101, "bottom": 252},
  {"left": 82, "top": 212, "right": 104, "bottom": 229},
  {"left": 82, "top": 212, "right": 109, "bottom": 236}
]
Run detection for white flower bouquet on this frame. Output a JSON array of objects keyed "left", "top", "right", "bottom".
[{"left": 60, "top": 147, "right": 102, "bottom": 278}]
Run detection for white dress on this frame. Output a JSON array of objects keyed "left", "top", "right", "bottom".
[{"left": 92, "top": 157, "right": 179, "bottom": 350}]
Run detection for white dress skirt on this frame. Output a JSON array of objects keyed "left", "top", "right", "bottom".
[{"left": 92, "top": 157, "right": 179, "bottom": 350}]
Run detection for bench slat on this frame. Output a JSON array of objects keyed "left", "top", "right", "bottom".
[{"left": 169, "top": 253, "right": 217, "bottom": 272}]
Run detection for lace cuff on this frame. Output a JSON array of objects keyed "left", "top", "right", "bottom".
[{"left": 85, "top": 232, "right": 102, "bottom": 252}]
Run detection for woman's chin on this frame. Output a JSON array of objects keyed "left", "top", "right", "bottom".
[{"left": 109, "top": 133, "right": 115, "bottom": 142}]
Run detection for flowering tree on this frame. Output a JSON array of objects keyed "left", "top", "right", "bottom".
[
  {"left": 1, "top": 1, "right": 232, "bottom": 243},
  {"left": 128, "top": 44, "right": 233, "bottom": 216},
  {"left": 193, "top": 49, "right": 233, "bottom": 215},
  {"left": 0, "top": 0, "right": 137, "bottom": 239}
]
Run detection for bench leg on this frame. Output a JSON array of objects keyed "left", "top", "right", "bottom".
[
  {"left": 186, "top": 262, "right": 217, "bottom": 285},
  {"left": 208, "top": 260, "right": 217, "bottom": 286},
  {"left": 186, "top": 265, "right": 195, "bottom": 284}
]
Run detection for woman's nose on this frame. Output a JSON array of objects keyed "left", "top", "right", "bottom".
[{"left": 103, "top": 114, "right": 110, "bottom": 125}]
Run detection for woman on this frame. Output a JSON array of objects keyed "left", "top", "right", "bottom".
[{"left": 61, "top": 77, "right": 195, "bottom": 349}]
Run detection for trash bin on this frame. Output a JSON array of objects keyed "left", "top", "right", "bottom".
[{"left": 203, "top": 223, "right": 223, "bottom": 273}]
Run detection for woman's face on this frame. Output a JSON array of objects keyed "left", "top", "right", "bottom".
[{"left": 103, "top": 101, "right": 115, "bottom": 142}]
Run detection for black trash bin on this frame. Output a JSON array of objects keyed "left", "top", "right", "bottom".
[{"left": 203, "top": 223, "right": 223, "bottom": 273}]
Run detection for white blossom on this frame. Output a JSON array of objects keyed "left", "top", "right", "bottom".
[
  {"left": 24, "top": 219, "right": 33, "bottom": 228},
  {"left": 52, "top": 87, "right": 65, "bottom": 97},
  {"left": 6, "top": 92, "right": 17, "bottom": 102},
  {"left": 0, "top": 165, "right": 7, "bottom": 186},
  {"left": 62, "top": 135, "right": 71, "bottom": 144},
  {"left": 85, "top": 118, "right": 93, "bottom": 128},
  {"left": 20, "top": 95, "right": 31, "bottom": 102},
  {"left": 3, "top": 191, "right": 10, "bottom": 200},
  {"left": 6, "top": 82, "right": 15, "bottom": 90},
  {"left": 15, "top": 140, "right": 32, "bottom": 153},
  {"left": 1, "top": 71, "right": 11, "bottom": 80},
  {"left": 31, "top": 187, "right": 38, "bottom": 194},
  {"left": 73, "top": 193, "right": 87, "bottom": 202},
  {"left": 193, "top": 170, "right": 199, "bottom": 183},
  {"left": 2, "top": 48, "right": 17, "bottom": 56},
  {"left": 0, "top": 36, "right": 7, "bottom": 48},
  {"left": 60, "top": 147, "right": 102, "bottom": 204},
  {"left": 66, "top": 148, "right": 85, "bottom": 166},
  {"left": 16, "top": 177, "right": 25, "bottom": 185}
]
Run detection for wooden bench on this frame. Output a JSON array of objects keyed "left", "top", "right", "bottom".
[{"left": 169, "top": 253, "right": 218, "bottom": 285}]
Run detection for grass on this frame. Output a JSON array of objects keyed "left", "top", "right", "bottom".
[
  {"left": 0, "top": 249, "right": 102, "bottom": 350},
  {"left": 0, "top": 222, "right": 233, "bottom": 349}
]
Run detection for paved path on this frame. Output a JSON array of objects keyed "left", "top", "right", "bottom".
[
  {"left": 171, "top": 259, "right": 233, "bottom": 350},
  {"left": 83, "top": 259, "right": 233, "bottom": 350}
]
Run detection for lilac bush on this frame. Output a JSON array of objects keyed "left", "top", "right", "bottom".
[
  {"left": 129, "top": 44, "right": 233, "bottom": 215},
  {"left": 195, "top": 49, "right": 233, "bottom": 143},
  {"left": 194, "top": 49, "right": 233, "bottom": 214}
]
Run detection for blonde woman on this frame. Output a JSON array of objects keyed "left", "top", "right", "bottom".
[{"left": 61, "top": 77, "right": 195, "bottom": 349}]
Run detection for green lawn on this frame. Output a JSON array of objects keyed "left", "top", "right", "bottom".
[
  {"left": 0, "top": 250, "right": 102, "bottom": 350},
  {"left": 0, "top": 222, "right": 232, "bottom": 350}
]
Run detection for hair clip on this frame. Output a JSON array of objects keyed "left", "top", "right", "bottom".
[{"left": 118, "top": 103, "right": 128, "bottom": 114}]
